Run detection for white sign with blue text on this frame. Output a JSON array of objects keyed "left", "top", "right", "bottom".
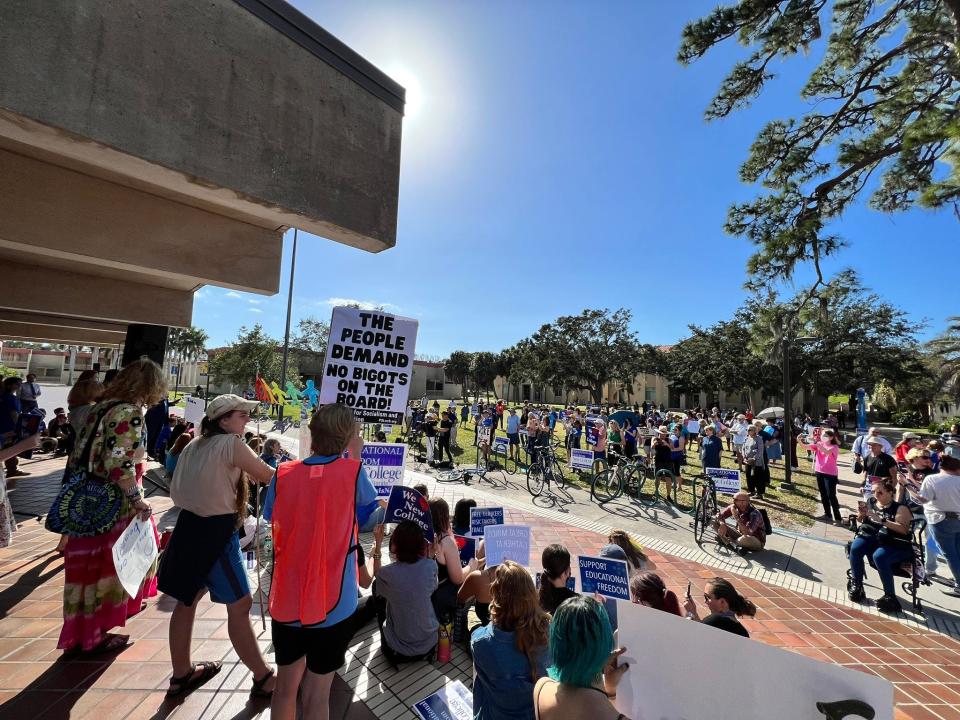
[
  {"left": 484, "top": 525, "right": 531, "bottom": 567},
  {"left": 570, "top": 448, "right": 595, "bottom": 471},
  {"left": 413, "top": 679, "right": 473, "bottom": 720},
  {"left": 469, "top": 507, "right": 504, "bottom": 537},
  {"left": 492, "top": 435, "right": 509, "bottom": 456},
  {"left": 577, "top": 555, "right": 630, "bottom": 601},
  {"left": 706, "top": 467, "right": 741, "bottom": 495},
  {"left": 361, "top": 442, "right": 407, "bottom": 497}
]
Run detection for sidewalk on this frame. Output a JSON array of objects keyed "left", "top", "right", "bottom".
[{"left": 2, "top": 454, "right": 960, "bottom": 718}]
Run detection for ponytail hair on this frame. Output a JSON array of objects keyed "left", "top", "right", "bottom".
[
  {"left": 630, "top": 572, "right": 681, "bottom": 616},
  {"left": 708, "top": 577, "right": 757, "bottom": 618}
]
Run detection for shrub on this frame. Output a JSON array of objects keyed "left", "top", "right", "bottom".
[
  {"left": 929, "top": 417, "right": 960, "bottom": 435},
  {"left": 891, "top": 410, "right": 922, "bottom": 428}
]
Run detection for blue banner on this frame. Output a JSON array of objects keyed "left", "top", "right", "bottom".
[
  {"left": 577, "top": 555, "right": 630, "bottom": 601},
  {"left": 384, "top": 485, "right": 434, "bottom": 541},
  {"left": 454, "top": 535, "right": 476, "bottom": 564},
  {"left": 484, "top": 525, "right": 531, "bottom": 567},
  {"left": 585, "top": 415, "right": 600, "bottom": 446},
  {"left": 469, "top": 507, "right": 504, "bottom": 537}
]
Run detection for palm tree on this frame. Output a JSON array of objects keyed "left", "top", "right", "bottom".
[
  {"left": 928, "top": 317, "right": 960, "bottom": 401},
  {"left": 168, "top": 326, "right": 209, "bottom": 394}
]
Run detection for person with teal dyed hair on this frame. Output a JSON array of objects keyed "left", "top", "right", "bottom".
[{"left": 533, "top": 596, "right": 631, "bottom": 719}]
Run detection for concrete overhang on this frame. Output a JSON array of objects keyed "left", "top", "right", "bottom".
[{"left": 0, "top": 0, "right": 404, "bottom": 336}]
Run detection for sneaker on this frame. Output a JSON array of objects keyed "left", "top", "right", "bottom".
[
  {"left": 941, "top": 586, "right": 960, "bottom": 598},
  {"left": 5, "top": 470, "right": 29, "bottom": 478},
  {"left": 848, "top": 585, "right": 866, "bottom": 603},
  {"left": 876, "top": 595, "right": 902, "bottom": 613}
]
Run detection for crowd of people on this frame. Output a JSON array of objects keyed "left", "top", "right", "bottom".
[{"left": 5, "top": 364, "right": 960, "bottom": 717}]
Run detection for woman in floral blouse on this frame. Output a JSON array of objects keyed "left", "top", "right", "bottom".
[{"left": 57, "top": 358, "right": 166, "bottom": 654}]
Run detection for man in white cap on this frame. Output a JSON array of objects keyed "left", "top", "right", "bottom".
[
  {"left": 852, "top": 427, "right": 892, "bottom": 473},
  {"left": 862, "top": 434, "right": 898, "bottom": 499}
]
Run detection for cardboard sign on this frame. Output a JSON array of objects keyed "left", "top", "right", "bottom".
[
  {"left": 318, "top": 306, "right": 419, "bottom": 424},
  {"left": 686, "top": 420, "right": 701, "bottom": 434},
  {"left": 484, "top": 525, "right": 531, "bottom": 567},
  {"left": 570, "top": 448, "right": 595, "bottom": 470},
  {"left": 183, "top": 395, "right": 205, "bottom": 427},
  {"left": 492, "top": 435, "right": 509, "bottom": 455},
  {"left": 413, "top": 679, "right": 473, "bottom": 720},
  {"left": 706, "top": 467, "right": 741, "bottom": 494},
  {"left": 454, "top": 535, "right": 476, "bottom": 564},
  {"left": 111, "top": 518, "right": 159, "bottom": 599},
  {"left": 384, "top": 485, "right": 433, "bottom": 541},
  {"left": 613, "top": 603, "right": 893, "bottom": 720},
  {"left": 577, "top": 555, "right": 631, "bottom": 601},
  {"left": 360, "top": 442, "right": 407, "bottom": 497},
  {"left": 470, "top": 507, "right": 505, "bottom": 537}
]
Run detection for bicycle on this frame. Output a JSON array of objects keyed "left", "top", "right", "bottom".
[
  {"left": 526, "top": 444, "right": 567, "bottom": 497},
  {"left": 591, "top": 453, "right": 649, "bottom": 504},
  {"left": 692, "top": 474, "right": 720, "bottom": 546}
]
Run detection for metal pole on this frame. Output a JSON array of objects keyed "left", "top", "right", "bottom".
[
  {"left": 279, "top": 228, "right": 298, "bottom": 396},
  {"left": 780, "top": 337, "right": 793, "bottom": 490}
]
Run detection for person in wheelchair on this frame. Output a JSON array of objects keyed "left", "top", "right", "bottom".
[
  {"left": 847, "top": 480, "right": 914, "bottom": 612},
  {"left": 714, "top": 492, "right": 766, "bottom": 551}
]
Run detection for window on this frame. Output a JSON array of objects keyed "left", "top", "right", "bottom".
[{"left": 645, "top": 388, "right": 656, "bottom": 402}]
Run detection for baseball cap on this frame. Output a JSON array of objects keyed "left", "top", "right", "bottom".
[
  {"left": 902, "top": 432, "right": 921, "bottom": 441},
  {"left": 599, "top": 544, "right": 628, "bottom": 561},
  {"left": 205, "top": 393, "right": 259, "bottom": 420},
  {"left": 865, "top": 436, "right": 884, "bottom": 446}
]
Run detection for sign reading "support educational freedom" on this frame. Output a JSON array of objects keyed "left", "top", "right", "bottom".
[
  {"left": 319, "top": 306, "right": 418, "bottom": 424},
  {"left": 577, "top": 555, "right": 630, "bottom": 601}
]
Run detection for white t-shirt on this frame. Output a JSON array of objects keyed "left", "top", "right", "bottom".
[
  {"left": 919, "top": 471, "right": 960, "bottom": 526},
  {"left": 171, "top": 434, "right": 266, "bottom": 517},
  {"left": 731, "top": 421, "right": 749, "bottom": 444}
]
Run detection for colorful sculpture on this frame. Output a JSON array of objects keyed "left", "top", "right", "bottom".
[{"left": 303, "top": 379, "right": 320, "bottom": 408}]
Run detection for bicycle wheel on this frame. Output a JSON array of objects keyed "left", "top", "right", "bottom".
[
  {"left": 527, "top": 463, "right": 546, "bottom": 497},
  {"left": 504, "top": 454, "right": 518, "bottom": 475},
  {"left": 591, "top": 456, "right": 609, "bottom": 478},
  {"left": 592, "top": 468, "right": 622, "bottom": 503},
  {"left": 632, "top": 465, "right": 657, "bottom": 506},
  {"left": 673, "top": 474, "right": 696, "bottom": 514},
  {"left": 693, "top": 491, "right": 719, "bottom": 545},
  {"left": 551, "top": 458, "right": 567, "bottom": 487}
]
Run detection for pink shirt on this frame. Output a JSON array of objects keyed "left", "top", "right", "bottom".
[{"left": 806, "top": 440, "right": 839, "bottom": 476}]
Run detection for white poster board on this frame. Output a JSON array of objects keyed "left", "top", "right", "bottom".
[
  {"left": 570, "top": 448, "right": 594, "bottom": 470},
  {"left": 614, "top": 603, "right": 893, "bottom": 720},
  {"left": 318, "top": 306, "right": 419, "bottom": 424},
  {"left": 183, "top": 395, "right": 205, "bottom": 426},
  {"left": 111, "top": 518, "right": 159, "bottom": 599}
]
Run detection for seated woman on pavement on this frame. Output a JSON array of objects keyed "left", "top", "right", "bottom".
[
  {"left": 715, "top": 491, "right": 766, "bottom": 551},
  {"left": 683, "top": 577, "right": 756, "bottom": 637},
  {"left": 430, "top": 498, "right": 478, "bottom": 621},
  {"left": 534, "top": 596, "right": 631, "bottom": 720},
  {"left": 375, "top": 520, "right": 439, "bottom": 662},
  {"left": 630, "top": 572, "right": 681, "bottom": 616},
  {"left": 848, "top": 479, "right": 916, "bottom": 613},
  {"left": 538, "top": 543, "right": 578, "bottom": 613},
  {"left": 471, "top": 560, "right": 551, "bottom": 720}
]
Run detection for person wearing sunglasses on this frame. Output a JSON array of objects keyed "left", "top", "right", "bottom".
[{"left": 682, "top": 577, "right": 756, "bottom": 637}]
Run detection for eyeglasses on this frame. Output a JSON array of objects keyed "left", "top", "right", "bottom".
[{"left": 703, "top": 593, "right": 714, "bottom": 602}]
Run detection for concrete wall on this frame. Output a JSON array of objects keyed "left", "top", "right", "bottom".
[{"left": 0, "top": 0, "right": 402, "bottom": 253}]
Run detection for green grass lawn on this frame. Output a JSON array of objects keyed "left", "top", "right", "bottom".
[{"left": 383, "top": 415, "right": 822, "bottom": 531}]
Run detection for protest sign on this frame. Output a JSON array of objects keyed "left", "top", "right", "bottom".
[
  {"left": 577, "top": 555, "right": 630, "bottom": 601},
  {"left": 706, "top": 467, "right": 741, "bottom": 494},
  {"left": 184, "top": 395, "right": 205, "bottom": 426},
  {"left": 492, "top": 435, "right": 509, "bottom": 456},
  {"left": 585, "top": 416, "right": 600, "bottom": 446},
  {"left": 570, "top": 448, "right": 594, "bottom": 471},
  {"left": 454, "top": 535, "right": 476, "bottom": 564},
  {"left": 686, "top": 419, "right": 700, "bottom": 434},
  {"left": 484, "top": 525, "right": 531, "bottom": 567},
  {"left": 384, "top": 485, "right": 433, "bottom": 541},
  {"left": 604, "top": 597, "right": 618, "bottom": 633},
  {"left": 413, "top": 679, "right": 473, "bottom": 720},
  {"left": 360, "top": 442, "right": 407, "bottom": 497},
  {"left": 614, "top": 603, "right": 892, "bottom": 720},
  {"left": 318, "top": 306, "right": 418, "bottom": 424},
  {"left": 469, "top": 507, "right": 504, "bottom": 537},
  {"left": 477, "top": 424, "right": 491, "bottom": 444},
  {"left": 111, "top": 518, "right": 159, "bottom": 599}
]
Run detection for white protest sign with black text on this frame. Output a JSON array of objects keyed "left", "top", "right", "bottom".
[
  {"left": 183, "top": 395, "right": 205, "bottom": 427},
  {"left": 613, "top": 602, "right": 892, "bottom": 720},
  {"left": 319, "top": 306, "right": 418, "bottom": 424}
]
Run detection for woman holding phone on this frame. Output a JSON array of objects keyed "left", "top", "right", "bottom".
[{"left": 804, "top": 428, "right": 843, "bottom": 524}]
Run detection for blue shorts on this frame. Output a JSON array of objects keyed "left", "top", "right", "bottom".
[{"left": 205, "top": 532, "right": 251, "bottom": 604}]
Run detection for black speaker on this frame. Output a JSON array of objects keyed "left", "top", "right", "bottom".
[{"left": 121, "top": 324, "right": 169, "bottom": 367}]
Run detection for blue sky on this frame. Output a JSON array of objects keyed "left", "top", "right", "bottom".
[{"left": 194, "top": 0, "right": 958, "bottom": 356}]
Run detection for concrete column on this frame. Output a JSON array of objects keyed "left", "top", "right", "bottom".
[
  {"left": 91, "top": 346, "right": 99, "bottom": 370},
  {"left": 67, "top": 347, "right": 76, "bottom": 385}
]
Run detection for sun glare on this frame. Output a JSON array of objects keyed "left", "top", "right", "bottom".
[{"left": 385, "top": 64, "right": 423, "bottom": 121}]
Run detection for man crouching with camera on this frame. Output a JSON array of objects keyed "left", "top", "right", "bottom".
[{"left": 715, "top": 491, "right": 766, "bottom": 552}]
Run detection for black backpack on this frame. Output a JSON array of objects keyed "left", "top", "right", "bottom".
[{"left": 758, "top": 508, "right": 772, "bottom": 535}]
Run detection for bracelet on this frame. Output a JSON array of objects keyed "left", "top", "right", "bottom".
[{"left": 123, "top": 486, "right": 142, "bottom": 499}]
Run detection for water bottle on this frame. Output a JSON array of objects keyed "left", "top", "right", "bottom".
[{"left": 437, "top": 616, "right": 452, "bottom": 663}]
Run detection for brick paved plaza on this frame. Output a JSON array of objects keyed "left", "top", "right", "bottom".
[{"left": 2, "top": 455, "right": 960, "bottom": 719}]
